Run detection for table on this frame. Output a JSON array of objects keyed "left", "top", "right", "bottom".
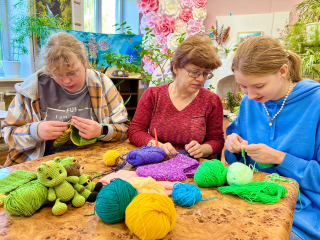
[{"left": 0, "top": 141, "right": 298, "bottom": 240}]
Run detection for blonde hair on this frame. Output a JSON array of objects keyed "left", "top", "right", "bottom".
[
  {"left": 40, "top": 32, "right": 89, "bottom": 75},
  {"left": 232, "top": 36, "right": 301, "bottom": 83},
  {"left": 170, "top": 35, "right": 221, "bottom": 78}
]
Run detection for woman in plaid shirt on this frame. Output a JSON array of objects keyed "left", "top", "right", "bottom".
[{"left": 1, "top": 32, "right": 129, "bottom": 168}]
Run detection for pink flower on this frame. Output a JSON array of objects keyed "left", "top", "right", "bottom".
[
  {"left": 180, "top": 0, "right": 194, "bottom": 9},
  {"left": 179, "top": 9, "right": 193, "bottom": 23},
  {"left": 137, "top": 0, "right": 159, "bottom": 14},
  {"left": 140, "top": 12, "right": 159, "bottom": 33},
  {"left": 154, "top": 15, "right": 176, "bottom": 37},
  {"left": 193, "top": 0, "right": 207, "bottom": 8},
  {"left": 143, "top": 61, "right": 158, "bottom": 75},
  {"left": 143, "top": 55, "right": 151, "bottom": 64},
  {"left": 156, "top": 34, "right": 167, "bottom": 46},
  {"left": 187, "top": 19, "right": 204, "bottom": 36}
]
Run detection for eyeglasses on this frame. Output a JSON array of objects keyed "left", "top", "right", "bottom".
[
  {"left": 183, "top": 67, "right": 214, "bottom": 80},
  {"left": 52, "top": 69, "right": 81, "bottom": 80}
]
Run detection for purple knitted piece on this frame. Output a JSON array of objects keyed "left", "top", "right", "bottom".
[{"left": 136, "top": 154, "right": 200, "bottom": 181}]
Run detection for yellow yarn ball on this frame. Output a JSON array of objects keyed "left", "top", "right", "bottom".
[
  {"left": 128, "top": 177, "right": 167, "bottom": 195},
  {"left": 0, "top": 194, "right": 6, "bottom": 207},
  {"left": 125, "top": 193, "right": 176, "bottom": 240},
  {"left": 103, "top": 150, "right": 120, "bottom": 167}
]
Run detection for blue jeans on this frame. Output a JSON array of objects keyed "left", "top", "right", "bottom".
[{"left": 290, "top": 232, "right": 303, "bottom": 240}]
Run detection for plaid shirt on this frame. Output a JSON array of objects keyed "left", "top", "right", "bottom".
[{"left": 1, "top": 69, "right": 130, "bottom": 168}]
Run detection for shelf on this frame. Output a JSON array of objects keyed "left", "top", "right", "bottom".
[
  {"left": 120, "top": 92, "right": 137, "bottom": 95},
  {"left": 109, "top": 76, "right": 141, "bottom": 80},
  {"left": 0, "top": 77, "right": 25, "bottom": 82}
]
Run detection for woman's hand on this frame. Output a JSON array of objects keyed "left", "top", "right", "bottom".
[
  {"left": 37, "top": 121, "right": 69, "bottom": 141},
  {"left": 185, "top": 140, "right": 204, "bottom": 158},
  {"left": 225, "top": 133, "right": 248, "bottom": 153},
  {"left": 148, "top": 139, "right": 179, "bottom": 156},
  {"left": 242, "top": 144, "right": 286, "bottom": 165},
  {"left": 71, "top": 116, "right": 102, "bottom": 139}
]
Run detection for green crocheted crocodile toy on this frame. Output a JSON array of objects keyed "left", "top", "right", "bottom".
[
  {"left": 37, "top": 157, "right": 86, "bottom": 215},
  {"left": 59, "top": 157, "right": 103, "bottom": 202}
]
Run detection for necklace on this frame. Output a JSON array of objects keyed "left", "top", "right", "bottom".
[{"left": 263, "top": 81, "right": 292, "bottom": 127}]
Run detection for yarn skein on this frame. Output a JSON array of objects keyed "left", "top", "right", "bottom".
[
  {"left": 95, "top": 178, "right": 137, "bottom": 223},
  {"left": 4, "top": 180, "right": 48, "bottom": 218},
  {"left": 227, "top": 162, "right": 253, "bottom": 186},
  {"left": 126, "top": 146, "right": 166, "bottom": 167},
  {"left": 128, "top": 177, "right": 167, "bottom": 195},
  {"left": 125, "top": 193, "right": 176, "bottom": 240},
  {"left": 194, "top": 160, "right": 228, "bottom": 187},
  {"left": 103, "top": 150, "right": 120, "bottom": 167},
  {"left": 172, "top": 182, "right": 217, "bottom": 208}
]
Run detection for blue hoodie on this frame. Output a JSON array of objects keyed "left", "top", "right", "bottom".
[{"left": 225, "top": 80, "right": 320, "bottom": 240}]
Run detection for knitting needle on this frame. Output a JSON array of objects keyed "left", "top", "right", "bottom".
[
  {"left": 45, "top": 120, "right": 76, "bottom": 143},
  {"left": 154, "top": 128, "right": 159, "bottom": 148}
]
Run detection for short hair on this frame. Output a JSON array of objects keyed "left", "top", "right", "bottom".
[
  {"left": 40, "top": 32, "right": 89, "bottom": 75},
  {"left": 232, "top": 35, "right": 301, "bottom": 83},
  {"left": 170, "top": 35, "right": 222, "bottom": 78}
]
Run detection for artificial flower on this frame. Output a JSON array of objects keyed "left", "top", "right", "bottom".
[
  {"left": 179, "top": 9, "right": 193, "bottom": 23},
  {"left": 137, "top": 0, "right": 159, "bottom": 14},
  {"left": 156, "top": 34, "right": 168, "bottom": 46},
  {"left": 192, "top": 7, "right": 207, "bottom": 21},
  {"left": 154, "top": 14, "right": 176, "bottom": 37},
  {"left": 193, "top": 0, "right": 207, "bottom": 8},
  {"left": 180, "top": 0, "right": 194, "bottom": 9},
  {"left": 158, "top": 0, "right": 181, "bottom": 18},
  {"left": 167, "top": 32, "right": 187, "bottom": 50},
  {"left": 187, "top": 19, "right": 204, "bottom": 36},
  {"left": 140, "top": 11, "right": 160, "bottom": 33},
  {"left": 175, "top": 20, "right": 188, "bottom": 34}
]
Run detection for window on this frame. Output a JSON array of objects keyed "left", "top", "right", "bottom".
[{"left": 84, "top": 0, "right": 122, "bottom": 34}]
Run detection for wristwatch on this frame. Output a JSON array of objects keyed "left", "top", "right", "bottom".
[{"left": 99, "top": 124, "right": 109, "bottom": 138}]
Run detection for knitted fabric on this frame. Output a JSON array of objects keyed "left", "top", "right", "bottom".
[
  {"left": 99, "top": 170, "right": 176, "bottom": 196},
  {"left": 0, "top": 170, "right": 37, "bottom": 195},
  {"left": 59, "top": 156, "right": 77, "bottom": 167},
  {"left": 136, "top": 154, "right": 200, "bottom": 181}
]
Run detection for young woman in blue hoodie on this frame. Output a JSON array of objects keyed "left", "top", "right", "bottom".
[{"left": 225, "top": 36, "right": 320, "bottom": 240}]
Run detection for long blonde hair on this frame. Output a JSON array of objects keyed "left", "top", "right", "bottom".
[
  {"left": 40, "top": 32, "right": 89, "bottom": 75},
  {"left": 232, "top": 36, "right": 301, "bottom": 82}
]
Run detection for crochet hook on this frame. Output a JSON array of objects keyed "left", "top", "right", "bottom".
[{"left": 154, "top": 128, "right": 159, "bottom": 148}]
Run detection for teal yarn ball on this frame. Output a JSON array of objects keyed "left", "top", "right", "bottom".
[
  {"left": 95, "top": 178, "right": 138, "bottom": 223},
  {"left": 172, "top": 182, "right": 203, "bottom": 208},
  {"left": 194, "top": 160, "right": 228, "bottom": 187},
  {"left": 227, "top": 162, "right": 253, "bottom": 187}
]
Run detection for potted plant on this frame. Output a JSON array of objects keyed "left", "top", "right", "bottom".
[
  {"left": 1, "top": 0, "right": 71, "bottom": 77},
  {"left": 301, "top": 49, "right": 320, "bottom": 79}
]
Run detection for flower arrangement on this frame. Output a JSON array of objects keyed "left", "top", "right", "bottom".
[
  {"left": 212, "top": 20, "right": 230, "bottom": 46},
  {"left": 137, "top": 0, "right": 210, "bottom": 84}
]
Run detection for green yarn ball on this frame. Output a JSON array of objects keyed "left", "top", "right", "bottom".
[
  {"left": 227, "top": 162, "right": 253, "bottom": 187},
  {"left": 95, "top": 178, "right": 138, "bottom": 224},
  {"left": 194, "top": 160, "right": 228, "bottom": 187},
  {"left": 4, "top": 180, "right": 48, "bottom": 217}
]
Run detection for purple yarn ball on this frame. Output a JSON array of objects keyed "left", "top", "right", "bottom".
[{"left": 126, "top": 146, "right": 166, "bottom": 166}]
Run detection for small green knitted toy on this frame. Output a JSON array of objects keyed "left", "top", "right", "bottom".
[
  {"left": 37, "top": 157, "right": 86, "bottom": 215},
  {"left": 59, "top": 157, "right": 102, "bottom": 202}
]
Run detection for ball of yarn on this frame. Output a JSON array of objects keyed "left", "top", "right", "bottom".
[
  {"left": 172, "top": 182, "right": 203, "bottom": 208},
  {"left": 227, "top": 162, "right": 253, "bottom": 187},
  {"left": 0, "top": 194, "right": 7, "bottom": 207},
  {"left": 125, "top": 193, "right": 176, "bottom": 240},
  {"left": 128, "top": 177, "right": 167, "bottom": 195},
  {"left": 194, "top": 160, "right": 228, "bottom": 187},
  {"left": 103, "top": 150, "right": 120, "bottom": 167},
  {"left": 4, "top": 180, "right": 48, "bottom": 217},
  {"left": 95, "top": 178, "right": 137, "bottom": 223},
  {"left": 126, "top": 146, "right": 166, "bottom": 167}
]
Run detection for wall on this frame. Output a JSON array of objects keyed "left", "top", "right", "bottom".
[
  {"left": 204, "top": 0, "right": 303, "bottom": 30},
  {"left": 123, "top": 0, "right": 140, "bottom": 34}
]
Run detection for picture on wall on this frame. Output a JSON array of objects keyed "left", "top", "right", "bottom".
[
  {"left": 41, "top": 28, "right": 142, "bottom": 70},
  {"left": 237, "top": 31, "right": 263, "bottom": 44},
  {"left": 35, "top": 0, "right": 72, "bottom": 24}
]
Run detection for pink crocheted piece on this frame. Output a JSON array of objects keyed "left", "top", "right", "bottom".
[
  {"left": 136, "top": 154, "right": 200, "bottom": 181},
  {"left": 99, "top": 170, "right": 176, "bottom": 196}
]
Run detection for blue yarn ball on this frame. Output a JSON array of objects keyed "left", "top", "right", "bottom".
[
  {"left": 172, "top": 182, "right": 203, "bottom": 208},
  {"left": 126, "top": 146, "right": 166, "bottom": 166},
  {"left": 95, "top": 178, "right": 138, "bottom": 223}
]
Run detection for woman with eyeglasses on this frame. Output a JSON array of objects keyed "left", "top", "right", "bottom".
[
  {"left": 127, "top": 35, "right": 224, "bottom": 159},
  {"left": 1, "top": 32, "right": 129, "bottom": 167}
]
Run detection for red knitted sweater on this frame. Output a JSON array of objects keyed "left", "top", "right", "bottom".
[{"left": 127, "top": 83, "right": 225, "bottom": 157}]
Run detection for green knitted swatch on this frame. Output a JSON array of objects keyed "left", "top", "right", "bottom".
[
  {"left": 0, "top": 170, "right": 37, "bottom": 195},
  {"left": 70, "top": 125, "right": 97, "bottom": 146}
]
